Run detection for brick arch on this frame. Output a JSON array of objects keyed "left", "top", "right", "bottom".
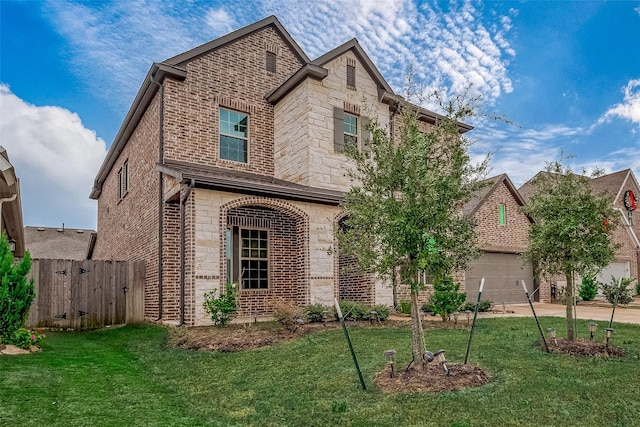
[{"left": 219, "top": 197, "right": 310, "bottom": 315}]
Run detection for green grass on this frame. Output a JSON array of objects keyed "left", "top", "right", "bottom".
[{"left": 1, "top": 318, "right": 639, "bottom": 427}]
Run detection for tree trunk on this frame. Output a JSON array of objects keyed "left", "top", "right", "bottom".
[
  {"left": 410, "top": 289, "right": 427, "bottom": 370},
  {"left": 565, "top": 271, "right": 574, "bottom": 341}
]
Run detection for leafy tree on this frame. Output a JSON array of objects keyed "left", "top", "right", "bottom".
[
  {"left": 336, "top": 93, "right": 489, "bottom": 369},
  {"left": 522, "top": 161, "right": 618, "bottom": 340},
  {"left": 0, "top": 233, "right": 35, "bottom": 344},
  {"left": 601, "top": 276, "right": 635, "bottom": 306}
]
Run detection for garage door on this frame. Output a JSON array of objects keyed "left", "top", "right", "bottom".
[
  {"left": 466, "top": 252, "right": 534, "bottom": 304},
  {"left": 596, "top": 262, "right": 630, "bottom": 297}
]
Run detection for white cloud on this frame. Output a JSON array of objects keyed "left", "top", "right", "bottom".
[
  {"left": 0, "top": 84, "right": 106, "bottom": 229},
  {"left": 42, "top": 0, "right": 515, "bottom": 119},
  {"left": 599, "top": 79, "right": 640, "bottom": 125},
  {"left": 205, "top": 8, "right": 237, "bottom": 34}
]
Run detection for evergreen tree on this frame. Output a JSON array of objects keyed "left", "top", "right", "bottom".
[{"left": 0, "top": 233, "right": 35, "bottom": 343}]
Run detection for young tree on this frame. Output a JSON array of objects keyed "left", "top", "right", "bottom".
[
  {"left": 336, "top": 94, "right": 489, "bottom": 369},
  {"left": 0, "top": 233, "right": 35, "bottom": 343},
  {"left": 522, "top": 161, "right": 618, "bottom": 340}
]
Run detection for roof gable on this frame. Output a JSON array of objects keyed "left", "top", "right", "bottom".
[
  {"left": 165, "top": 15, "right": 310, "bottom": 66},
  {"left": 311, "top": 39, "right": 393, "bottom": 94},
  {"left": 465, "top": 174, "right": 529, "bottom": 219}
]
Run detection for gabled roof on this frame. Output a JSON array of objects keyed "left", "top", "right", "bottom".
[
  {"left": 266, "top": 38, "right": 395, "bottom": 105},
  {"left": 311, "top": 38, "right": 394, "bottom": 94},
  {"left": 0, "top": 146, "right": 25, "bottom": 256},
  {"left": 165, "top": 15, "right": 310, "bottom": 66},
  {"left": 464, "top": 174, "right": 529, "bottom": 220},
  {"left": 590, "top": 169, "right": 634, "bottom": 204},
  {"left": 519, "top": 169, "right": 638, "bottom": 206},
  {"left": 24, "top": 226, "right": 95, "bottom": 260},
  {"left": 91, "top": 16, "right": 307, "bottom": 200}
]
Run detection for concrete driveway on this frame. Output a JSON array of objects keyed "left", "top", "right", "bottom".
[{"left": 482, "top": 302, "right": 640, "bottom": 325}]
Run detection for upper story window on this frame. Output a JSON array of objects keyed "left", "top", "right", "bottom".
[
  {"left": 343, "top": 114, "right": 358, "bottom": 150},
  {"left": 334, "top": 106, "right": 371, "bottom": 154},
  {"left": 266, "top": 51, "right": 276, "bottom": 73},
  {"left": 220, "top": 109, "right": 248, "bottom": 163},
  {"left": 118, "top": 160, "right": 129, "bottom": 199},
  {"left": 499, "top": 203, "right": 506, "bottom": 225}
]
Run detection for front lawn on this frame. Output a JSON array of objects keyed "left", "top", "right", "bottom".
[{"left": 1, "top": 318, "right": 639, "bottom": 426}]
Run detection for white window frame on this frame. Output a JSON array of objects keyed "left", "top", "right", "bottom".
[{"left": 219, "top": 108, "right": 249, "bottom": 163}]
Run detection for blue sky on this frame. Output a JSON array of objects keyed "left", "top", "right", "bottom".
[{"left": 1, "top": 0, "right": 639, "bottom": 230}]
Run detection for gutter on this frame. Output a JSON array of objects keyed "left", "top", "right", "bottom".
[{"left": 179, "top": 179, "right": 195, "bottom": 326}]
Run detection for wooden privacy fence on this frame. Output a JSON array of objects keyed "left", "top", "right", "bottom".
[{"left": 26, "top": 259, "right": 145, "bottom": 329}]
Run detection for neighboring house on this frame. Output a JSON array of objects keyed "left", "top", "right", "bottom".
[
  {"left": 90, "top": 16, "right": 468, "bottom": 325},
  {"left": 464, "top": 174, "right": 535, "bottom": 304},
  {"left": 24, "top": 226, "right": 95, "bottom": 260},
  {"left": 519, "top": 169, "right": 640, "bottom": 301},
  {"left": 0, "top": 146, "right": 24, "bottom": 257}
]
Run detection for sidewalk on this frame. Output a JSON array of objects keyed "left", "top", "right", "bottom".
[{"left": 480, "top": 302, "right": 640, "bottom": 325}]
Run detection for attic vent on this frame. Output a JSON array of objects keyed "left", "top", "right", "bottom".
[
  {"left": 76, "top": 230, "right": 84, "bottom": 234},
  {"left": 57, "top": 229, "right": 64, "bottom": 233},
  {"left": 36, "top": 227, "right": 45, "bottom": 231}
]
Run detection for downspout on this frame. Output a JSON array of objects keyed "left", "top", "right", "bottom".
[
  {"left": 179, "top": 179, "right": 195, "bottom": 326},
  {"left": 150, "top": 73, "right": 165, "bottom": 321},
  {"left": 0, "top": 194, "right": 18, "bottom": 233}
]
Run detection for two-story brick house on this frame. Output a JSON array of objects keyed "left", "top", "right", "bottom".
[{"left": 90, "top": 16, "right": 468, "bottom": 325}]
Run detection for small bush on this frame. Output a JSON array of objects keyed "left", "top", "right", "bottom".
[
  {"left": 305, "top": 304, "right": 328, "bottom": 323},
  {"left": 11, "top": 328, "right": 45, "bottom": 349},
  {"left": 203, "top": 282, "right": 238, "bottom": 326},
  {"left": 601, "top": 276, "right": 636, "bottom": 306},
  {"left": 461, "top": 300, "right": 493, "bottom": 312},
  {"left": 373, "top": 305, "right": 391, "bottom": 321},
  {"left": 334, "top": 301, "right": 391, "bottom": 322},
  {"left": 428, "top": 276, "right": 466, "bottom": 322},
  {"left": 398, "top": 300, "right": 412, "bottom": 314},
  {"left": 579, "top": 275, "right": 599, "bottom": 301},
  {"left": 272, "top": 299, "right": 303, "bottom": 331},
  {"left": 636, "top": 281, "right": 640, "bottom": 297}
]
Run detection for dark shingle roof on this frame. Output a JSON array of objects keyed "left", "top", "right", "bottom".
[{"left": 24, "top": 226, "right": 95, "bottom": 260}]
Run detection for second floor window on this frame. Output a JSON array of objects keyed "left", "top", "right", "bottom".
[
  {"left": 343, "top": 114, "right": 358, "bottom": 151},
  {"left": 220, "top": 109, "right": 248, "bottom": 163},
  {"left": 118, "top": 160, "right": 129, "bottom": 199}
]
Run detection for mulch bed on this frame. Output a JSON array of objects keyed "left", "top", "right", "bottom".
[
  {"left": 543, "top": 338, "right": 625, "bottom": 357},
  {"left": 374, "top": 363, "right": 491, "bottom": 393}
]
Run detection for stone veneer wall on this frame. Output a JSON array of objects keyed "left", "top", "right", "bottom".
[
  {"left": 190, "top": 189, "right": 344, "bottom": 326},
  {"left": 274, "top": 51, "right": 390, "bottom": 192}
]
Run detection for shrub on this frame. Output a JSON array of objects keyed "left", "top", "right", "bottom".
[
  {"left": 272, "top": 299, "right": 303, "bottom": 331},
  {"left": 0, "top": 233, "right": 35, "bottom": 344},
  {"left": 202, "top": 282, "right": 238, "bottom": 326},
  {"left": 398, "top": 300, "right": 412, "bottom": 314},
  {"left": 373, "top": 305, "right": 391, "bottom": 321},
  {"left": 428, "top": 276, "right": 466, "bottom": 322},
  {"left": 304, "top": 304, "right": 328, "bottom": 323},
  {"left": 11, "top": 328, "right": 45, "bottom": 349},
  {"left": 334, "top": 301, "right": 391, "bottom": 322},
  {"left": 461, "top": 300, "right": 493, "bottom": 312},
  {"left": 636, "top": 281, "right": 640, "bottom": 297},
  {"left": 579, "top": 274, "right": 599, "bottom": 301},
  {"left": 601, "top": 276, "right": 636, "bottom": 306}
]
